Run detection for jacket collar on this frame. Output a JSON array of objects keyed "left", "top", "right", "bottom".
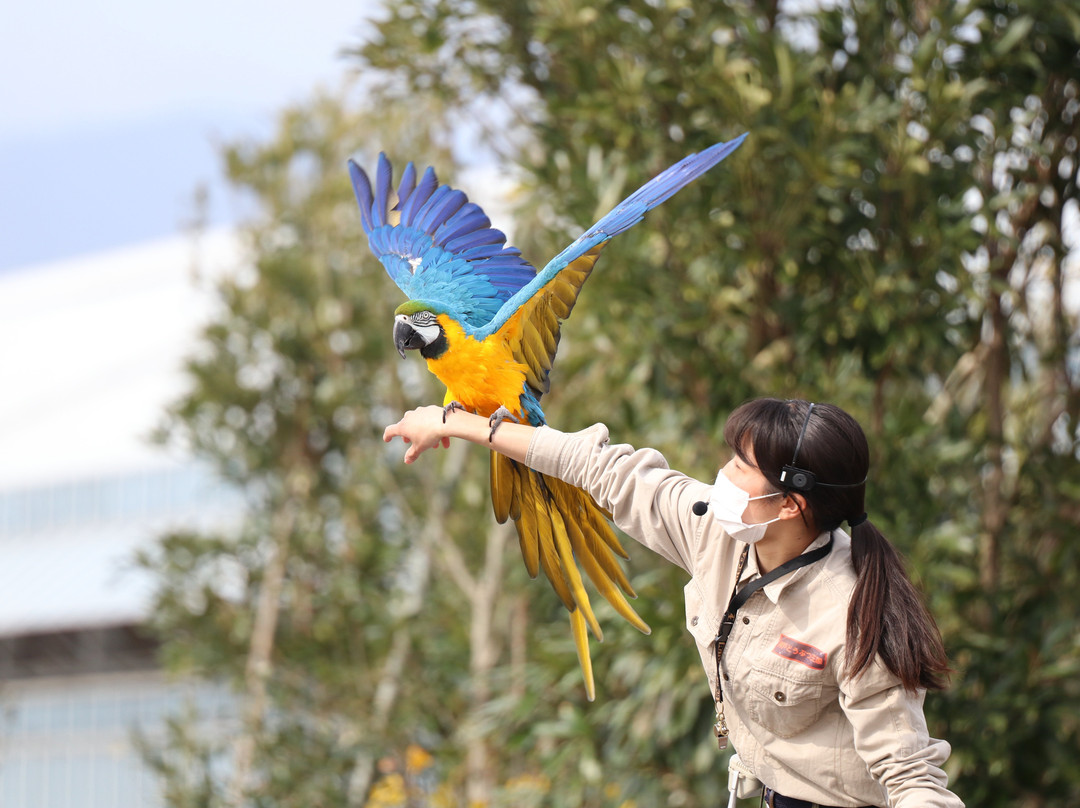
[{"left": 739, "top": 531, "right": 836, "bottom": 604}]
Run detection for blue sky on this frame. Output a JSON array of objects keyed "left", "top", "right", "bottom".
[{"left": 0, "top": 0, "right": 377, "bottom": 271}]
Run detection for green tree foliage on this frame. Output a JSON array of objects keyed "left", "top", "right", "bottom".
[
  {"left": 915, "top": 2, "right": 1080, "bottom": 803},
  {"left": 144, "top": 1, "right": 1079, "bottom": 806}
]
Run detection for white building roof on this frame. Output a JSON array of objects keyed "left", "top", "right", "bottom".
[{"left": 0, "top": 231, "right": 244, "bottom": 636}]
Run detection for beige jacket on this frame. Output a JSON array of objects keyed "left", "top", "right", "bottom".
[{"left": 526, "top": 423, "right": 963, "bottom": 808}]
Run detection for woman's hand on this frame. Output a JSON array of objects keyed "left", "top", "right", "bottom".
[
  {"left": 384, "top": 405, "right": 536, "bottom": 465},
  {"left": 383, "top": 405, "right": 452, "bottom": 464}
]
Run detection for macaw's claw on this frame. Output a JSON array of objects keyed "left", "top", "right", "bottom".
[
  {"left": 488, "top": 406, "right": 519, "bottom": 442},
  {"left": 442, "top": 401, "right": 466, "bottom": 423}
]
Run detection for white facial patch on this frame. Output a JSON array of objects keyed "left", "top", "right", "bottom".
[{"left": 407, "top": 313, "right": 441, "bottom": 345}]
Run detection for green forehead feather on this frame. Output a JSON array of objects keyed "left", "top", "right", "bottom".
[
  {"left": 394, "top": 300, "right": 429, "bottom": 316},
  {"left": 394, "top": 299, "right": 447, "bottom": 316}
]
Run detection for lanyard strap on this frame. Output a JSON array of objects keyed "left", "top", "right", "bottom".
[{"left": 712, "top": 535, "right": 834, "bottom": 748}]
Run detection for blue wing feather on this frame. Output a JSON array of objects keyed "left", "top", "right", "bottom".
[
  {"left": 400, "top": 167, "right": 439, "bottom": 225},
  {"left": 473, "top": 134, "right": 747, "bottom": 339},
  {"left": 434, "top": 205, "right": 490, "bottom": 243},
  {"left": 447, "top": 230, "right": 505, "bottom": 253},
  {"left": 413, "top": 185, "right": 450, "bottom": 230},
  {"left": 460, "top": 243, "right": 517, "bottom": 261},
  {"left": 417, "top": 187, "right": 467, "bottom": 232},
  {"left": 397, "top": 162, "right": 417, "bottom": 208},
  {"left": 348, "top": 153, "right": 539, "bottom": 328},
  {"left": 372, "top": 153, "right": 392, "bottom": 228},
  {"left": 348, "top": 161, "right": 375, "bottom": 232}
]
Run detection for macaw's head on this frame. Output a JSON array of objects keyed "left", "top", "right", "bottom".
[{"left": 393, "top": 300, "right": 449, "bottom": 360}]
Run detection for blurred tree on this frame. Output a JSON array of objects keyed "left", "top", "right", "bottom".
[
  {"left": 916, "top": 2, "right": 1080, "bottom": 804},
  {"left": 141, "top": 0, "right": 1079, "bottom": 806}
]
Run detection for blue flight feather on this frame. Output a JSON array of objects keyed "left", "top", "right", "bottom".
[
  {"left": 417, "top": 187, "right": 464, "bottom": 232},
  {"left": 373, "top": 153, "right": 392, "bottom": 228},
  {"left": 459, "top": 243, "right": 512, "bottom": 260},
  {"left": 446, "top": 230, "right": 504, "bottom": 253},
  {"left": 401, "top": 167, "right": 439, "bottom": 225},
  {"left": 348, "top": 160, "right": 375, "bottom": 232},
  {"left": 413, "top": 185, "right": 451, "bottom": 231},
  {"left": 397, "top": 162, "right": 417, "bottom": 208},
  {"left": 435, "top": 207, "right": 490, "bottom": 244}
]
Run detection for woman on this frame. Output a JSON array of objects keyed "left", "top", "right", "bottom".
[{"left": 383, "top": 398, "right": 963, "bottom": 808}]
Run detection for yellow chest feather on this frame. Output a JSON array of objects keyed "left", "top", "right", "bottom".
[{"left": 426, "top": 316, "right": 529, "bottom": 417}]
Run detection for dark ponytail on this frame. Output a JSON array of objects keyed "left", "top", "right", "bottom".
[
  {"left": 846, "top": 518, "right": 950, "bottom": 691},
  {"left": 724, "top": 398, "right": 951, "bottom": 691}
]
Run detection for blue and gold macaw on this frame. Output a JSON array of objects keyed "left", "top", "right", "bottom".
[{"left": 350, "top": 136, "right": 746, "bottom": 699}]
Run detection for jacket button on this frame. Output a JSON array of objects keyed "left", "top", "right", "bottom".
[
  {"left": 742, "top": 616, "right": 750, "bottom": 624},
  {"left": 723, "top": 673, "right": 730, "bottom": 682},
  {"left": 774, "top": 691, "right": 786, "bottom": 702},
  {"left": 691, "top": 616, "right": 699, "bottom": 626}
]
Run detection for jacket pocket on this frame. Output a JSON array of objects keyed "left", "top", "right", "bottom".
[{"left": 745, "top": 665, "right": 827, "bottom": 739}]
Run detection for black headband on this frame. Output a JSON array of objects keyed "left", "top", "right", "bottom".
[{"left": 779, "top": 402, "right": 867, "bottom": 492}]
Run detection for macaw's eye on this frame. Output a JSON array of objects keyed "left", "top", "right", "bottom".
[{"left": 413, "top": 312, "right": 436, "bottom": 326}]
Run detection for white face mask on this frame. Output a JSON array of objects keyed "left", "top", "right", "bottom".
[{"left": 707, "top": 469, "right": 783, "bottom": 544}]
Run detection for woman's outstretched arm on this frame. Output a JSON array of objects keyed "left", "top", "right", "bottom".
[{"left": 383, "top": 405, "right": 536, "bottom": 465}]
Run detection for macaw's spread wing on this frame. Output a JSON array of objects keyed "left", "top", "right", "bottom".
[
  {"left": 348, "top": 153, "right": 538, "bottom": 328},
  {"left": 493, "top": 244, "right": 605, "bottom": 401},
  {"left": 476, "top": 135, "right": 747, "bottom": 402},
  {"left": 475, "top": 135, "right": 747, "bottom": 341}
]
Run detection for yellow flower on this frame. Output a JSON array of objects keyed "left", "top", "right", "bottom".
[
  {"left": 405, "top": 743, "right": 434, "bottom": 774},
  {"left": 365, "top": 773, "right": 406, "bottom": 808}
]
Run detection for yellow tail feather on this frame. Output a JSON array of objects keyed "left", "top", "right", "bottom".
[
  {"left": 548, "top": 507, "right": 603, "bottom": 642},
  {"left": 515, "top": 500, "right": 541, "bottom": 579},
  {"left": 490, "top": 450, "right": 514, "bottom": 524},
  {"left": 530, "top": 480, "right": 576, "bottom": 613},
  {"left": 552, "top": 482, "right": 636, "bottom": 595},
  {"left": 562, "top": 509, "right": 650, "bottom": 635},
  {"left": 568, "top": 608, "right": 596, "bottom": 703},
  {"left": 580, "top": 496, "right": 630, "bottom": 560}
]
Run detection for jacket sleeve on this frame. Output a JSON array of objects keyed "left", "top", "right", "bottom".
[
  {"left": 525, "top": 423, "right": 713, "bottom": 574},
  {"left": 839, "top": 658, "right": 964, "bottom": 808}
]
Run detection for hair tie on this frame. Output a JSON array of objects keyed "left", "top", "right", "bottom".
[{"left": 848, "top": 512, "right": 868, "bottom": 528}]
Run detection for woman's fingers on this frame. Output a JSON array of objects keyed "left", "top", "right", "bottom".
[{"left": 383, "top": 406, "right": 449, "bottom": 463}]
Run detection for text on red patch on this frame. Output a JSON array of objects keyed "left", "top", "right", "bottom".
[{"left": 772, "top": 634, "right": 827, "bottom": 670}]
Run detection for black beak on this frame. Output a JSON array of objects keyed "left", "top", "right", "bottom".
[{"left": 393, "top": 319, "right": 424, "bottom": 359}]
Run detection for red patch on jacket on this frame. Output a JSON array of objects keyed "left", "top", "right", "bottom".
[{"left": 772, "top": 634, "right": 827, "bottom": 670}]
